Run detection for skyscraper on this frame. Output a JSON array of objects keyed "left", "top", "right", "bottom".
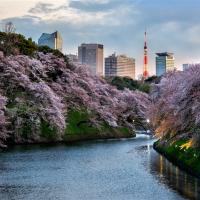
[
  {"left": 156, "top": 52, "right": 175, "bottom": 76},
  {"left": 78, "top": 43, "right": 104, "bottom": 76},
  {"left": 143, "top": 31, "right": 149, "bottom": 79},
  {"left": 105, "top": 53, "right": 135, "bottom": 79},
  {"left": 183, "top": 64, "right": 190, "bottom": 71},
  {"left": 38, "top": 31, "right": 63, "bottom": 52}
]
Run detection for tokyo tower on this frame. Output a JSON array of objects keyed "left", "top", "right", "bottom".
[{"left": 143, "top": 31, "right": 149, "bottom": 79}]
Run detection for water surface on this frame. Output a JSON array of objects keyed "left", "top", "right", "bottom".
[{"left": 0, "top": 135, "right": 199, "bottom": 200}]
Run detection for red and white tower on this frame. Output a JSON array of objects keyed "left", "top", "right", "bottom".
[{"left": 143, "top": 31, "right": 149, "bottom": 79}]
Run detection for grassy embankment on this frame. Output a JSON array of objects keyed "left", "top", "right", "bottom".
[
  {"left": 64, "top": 108, "right": 134, "bottom": 142},
  {"left": 154, "top": 139, "right": 200, "bottom": 178},
  {"left": 7, "top": 96, "right": 134, "bottom": 144}
]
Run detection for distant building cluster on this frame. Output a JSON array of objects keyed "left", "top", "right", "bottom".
[
  {"left": 37, "top": 30, "right": 187, "bottom": 79},
  {"left": 37, "top": 31, "right": 136, "bottom": 78}
]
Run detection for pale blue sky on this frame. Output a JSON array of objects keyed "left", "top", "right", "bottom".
[{"left": 1, "top": 0, "right": 200, "bottom": 76}]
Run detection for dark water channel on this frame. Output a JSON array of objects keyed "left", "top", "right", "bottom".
[{"left": 0, "top": 135, "right": 199, "bottom": 200}]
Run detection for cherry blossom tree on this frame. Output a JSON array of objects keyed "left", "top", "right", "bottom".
[
  {"left": 0, "top": 51, "right": 150, "bottom": 146},
  {"left": 0, "top": 94, "right": 7, "bottom": 147},
  {"left": 148, "top": 65, "right": 200, "bottom": 146}
]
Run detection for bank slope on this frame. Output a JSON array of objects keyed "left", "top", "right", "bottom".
[{"left": 148, "top": 66, "right": 200, "bottom": 177}]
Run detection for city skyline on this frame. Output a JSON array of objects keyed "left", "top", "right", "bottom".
[{"left": 1, "top": 0, "right": 200, "bottom": 77}]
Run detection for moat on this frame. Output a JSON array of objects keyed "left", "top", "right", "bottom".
[{"left": 0, "top": 135, "right": 199, "bottom": 200}]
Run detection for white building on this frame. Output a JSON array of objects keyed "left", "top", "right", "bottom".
[{"left": 105, "top": 53, "right": 135, "bottom": 79}]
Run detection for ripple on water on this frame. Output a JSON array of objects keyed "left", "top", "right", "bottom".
[{"left": 0, "top": 137, "right": 193, "bottom": 200}]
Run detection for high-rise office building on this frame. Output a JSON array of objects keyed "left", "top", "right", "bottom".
[
  {"left": 156, "top": 52, "right": 175, "bottom": 76},
  {"left": 182, "top": 63, "right": 200, "bottom": 71},
  {"left": 183, "top": 63, "right": 192, "bottom": 71},
  {"left": 105, "top": 53, "right": 135, "bottom": 79},
  {"left": 38, "top": 31, "right": 63, "bottom": 52},
  {"left": 78, "top": 43, "right": 104, "bottom": 76},
  {"left": 183, "top": 64, "right": 190, "bottom": 71}
]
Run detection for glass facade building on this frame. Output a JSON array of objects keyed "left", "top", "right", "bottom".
[
  {"left": 156, "top": 52, "right": 175, "bottom": 76},
  {"left": 38, "top": 31, "right": 63, "bottom": 52},
  {"left": 78, "top": 44, "right": 104, "bottom": 76},
  {"left": 182, "top": 64, "right": 191, "bottom": 71}
]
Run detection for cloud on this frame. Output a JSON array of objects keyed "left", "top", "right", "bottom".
[
  {"left": 69, "top": 0, "right": 123, "bottom": 12},
  {"left": 25, "top": 0, "right": 137, "bottom": 27},
  {"left": 1, "top": 0, "right": 200, "bottom": 76},
  {"left": 29, "top": 2, "right": 68, "bottom": 14}
]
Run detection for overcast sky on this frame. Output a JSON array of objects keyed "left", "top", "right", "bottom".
[{"left": 1, "top": 0, "right": 200, "bottom": 77}]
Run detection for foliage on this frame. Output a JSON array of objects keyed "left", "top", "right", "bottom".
[
  {"left": 65, "top": 108, "right": 98, "bottom": 135},
  {"left": 0, "top": 32, "right": 37, "bottom": 56},
  {"left": 106, "top": 76, "right": 151, "bottom": 93},
  {"left": 38, "top": 45, "right": 69, "bottom": 63},
  {"left": 20, "top": 120, "right": 32, "bottom": 139},
  {"left": 6, "top": 101, "right": 40, "bottom": 142},
  {"left": 148, "top": 65, "right": 200, "bottom": 147},
  {"left": 0, "top": 95, "right": 8, "bottom": 147},
  {"left": 144, "top": 75, "right": 161, "bottom": 84},
  {"left": 155, "top": 140, "right": 200, "bottom": 176},
  {"left": 108, "top": 76, "right": 139, "bottom": 90},
  {"left": 0, "top": 31, "right": 68, "bottom": 62},
  {"left": 65, "top": 108, "right": 132, "bottom": 139},
  {"left": 40, "top": 120, "right": 57, "bottom": 140},
  {"left": 0, "top": 35, "right": 150, "bottom": 146},
  {"left": 138, "top": 83, "right": 150, "bottom": 93}
]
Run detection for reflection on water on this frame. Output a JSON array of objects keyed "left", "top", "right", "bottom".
[
  {"left": 0, "top": 136, "right": 198, "bottom": 200},
  {"left": 141, "top": 143, "right": 200, "bottom": 200}
]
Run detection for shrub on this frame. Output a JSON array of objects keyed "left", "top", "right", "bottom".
[
  {"left": 0, "top": 31, "right": 68, "bottom": 62},
  {"left": 0, "top": 32, "right": 37, "bottom": 56},
  {"left": 106, "top": 76, "right": 151, "bottom": 94},
  {"left": 40, "top": 120, "right": 57, "bottom": 140}
]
